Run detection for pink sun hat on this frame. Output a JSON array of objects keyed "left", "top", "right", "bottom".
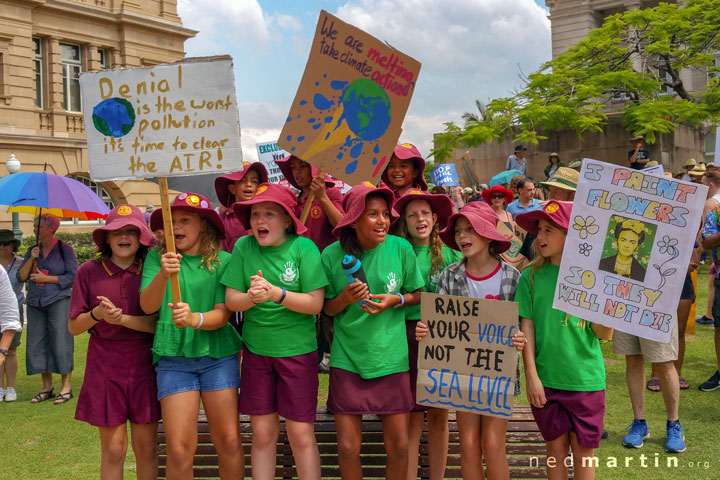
[
  {"left": 381, "top": 143, "right": 429, "bottom": 191},
  {"left": 92, "top": 204, "right": 155, "bottom": 250},
  {"left": 515, "top": 200, "right": 572, "bottom": 234},
  {"left": 332, "top": 182, "right": 398, "bottom": 237},
  {"left": 149, "top": 192, "right": 225, "bottom": 238},
  {"left": 439, "top": 202, "right": 511, "bottom": 253},
  {"left": 214, "top": 162, "right": 269, "bottom": 208},
  {"left": 393, "top": 188, "right": 454, "bottom": 229},
  {"left": 232, "top": 182, "right": 308, "bottom": 235}
]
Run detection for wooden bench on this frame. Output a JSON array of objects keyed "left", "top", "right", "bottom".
[{"left": 158, "top": 406, "right": 565, "bottom": 479}]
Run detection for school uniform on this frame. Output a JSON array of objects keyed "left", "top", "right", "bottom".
[
  {"left": 220, "top": 208, "right": 248, "bottom": 253},
  {"left": 295, "top": 187, "right": 344, "bottom": 252}
]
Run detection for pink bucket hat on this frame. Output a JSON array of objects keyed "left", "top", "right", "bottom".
[
  {"left": 275, "top": 155, "right": 335, "bottom": 190},
  {"left": 214, "top": 162, "right": 269, "bottom": 207},
  {"left": 332, "top": 182, "right": 398, "bottom": 237},
  {"left": 92, "top": 204, "right": 155, "bottom": 250},
  {"left": 149, "top": 192, "right": 226, "bottom": 238},
  {"left": 515, "top": 200, "right": 572, "bottom": 234},
  {"left": 381, "top": 143, "right": 429, "bottom": 191},
  {"left": 440, "top": 202, "right": 511, "bottom": 254},
  {"left": 393, "top": 188, "right": 454, "bottom": 229},
  {"left": 233, "top": 183, "right": 308, "bottom": 235}
]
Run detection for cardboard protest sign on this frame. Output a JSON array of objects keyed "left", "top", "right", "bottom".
[
  {"left": 417, "top": 293, "right": 519, "bottom": 418},
  {"left": 554, "top": 159, "right": 708, "bottom": 342},
  {"left": 497, "top": 221, "right": 527, "bottom": 271},
  {"left": 278, "top": 10, "right": 421, "bottom": 185},
  {"left": 430, "top": 164, "right": 460, "bottom": 187},
  {"left": 80, "top": 56, "right": 243, "bottom": 182},
  {"left": 256, "top": 141, "right": 291, "bottom": 188}
]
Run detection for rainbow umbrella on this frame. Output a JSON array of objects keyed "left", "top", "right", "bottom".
[{"left": 0, "top": 172, "right": 110, "bottom": 220}]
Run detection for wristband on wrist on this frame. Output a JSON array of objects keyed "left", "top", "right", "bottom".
[
  {"left": 89, "top": 307, "right": 101, "bottom": 322},
  {"left": 393, "top": 293, "right": 405, "bottom": 308},
  {"left": 275, "top": 288, "right": 287, "bottom": 305},
  {"left": 196, "top": 312, "right": 204, "bottom": 329}
]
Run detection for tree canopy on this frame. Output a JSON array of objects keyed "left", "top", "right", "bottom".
[{"left": 432, "top": 0, "right": 720, "bottom": 161}]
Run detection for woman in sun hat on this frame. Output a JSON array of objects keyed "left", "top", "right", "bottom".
[
  {"left": 68, "top": 204, "right": 160, "bottom": 479},
  {"left": 544, "top": 152, "right": 564, "bottom": 180},
  {"left": 381, "top": 143, "right": 429, "bottom": 199},
  {"left": 321, "top": 182, "right": 425, "bottom": 479},
  {"left": 223, "top": 183, "right": 328, "bottom": 479}
]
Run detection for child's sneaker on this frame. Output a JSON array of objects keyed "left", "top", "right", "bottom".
[
  {"left": 665, "top": 421, "right": 686, "bottom": 453},
  {"left": 623, "top": 419, "right": 649, "bottom": 448},
  {"left": 318, "top": 353, "right": 330, "bottom": 374},
  {"left": 4, "top": 387, "right": 16, "bottom": 402},
  {"left": 698, "top": 370, "right": 720, "bottom": 391}
]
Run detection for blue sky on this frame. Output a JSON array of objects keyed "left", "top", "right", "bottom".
[{"left": 177, "top": 0, "right": 552, "bottom": 162}]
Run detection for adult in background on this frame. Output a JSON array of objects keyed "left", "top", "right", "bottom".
[
  {"left": 0, "top": 230, "right": 24, "bottom": 402},
  {"left": 544, "top": 152, "right": 563, "bottom": 181},
  {"left": 0, "top": 265, "right": 21, "bottom": 397},
  {"left": 482, "top": 185, "right": 515, "bottom": 234},
  {"left": 697, "top": 169, "right": 720, "bottom": 326},
  {"left": 628, "top": 135, "right": 651, "bottom": 170},
  {"left": 17, "top": 214, "right": 77, "bottom": 404},
  {"left": 689, "top": 163, "right": 706, "bottom": 183},
  {"left": 143, "top": 205, "right": 154, "bottom": 225},
  {"left": 506, "top": 145, "right": 528, "bottom": 175},
  {"left": 680, "top": 159, "right": 696, "bottom": 182},
  {"left": 506, "top": 178, "right": 541, "bottom": 220}
]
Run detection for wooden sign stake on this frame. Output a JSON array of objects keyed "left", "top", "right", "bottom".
[{"left": 159, "top": 177, "right": 183, "bottom": 328}]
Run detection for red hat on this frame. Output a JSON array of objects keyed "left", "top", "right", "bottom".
[
  {"left": 381, "top": 143, "right": 429, "bottom": 191},
  {"left": 393, "top": 188, "right": 454, "bottom": 229},
  {"left": 275, "top": 155, "right": 335, "bottom": 190},
  {"left": 515, "top": 200, "right": 572, "bottom": 234},
  {"left": 233, "top": 183, "right": 308, "bottom": 235},
  {"left": 332, "top": 182, "right": 397, "bottom": 237},
  {"left": 482, "top": 184, "right": 514, "bottom": 205},
  {"left": 150, "top": 192, "right": 225, "bottom": 238},
  {"left": 440, "top": 202, "right": 511, "bottom": 254},
  {"left": 214, "top": 162, "right": 269, "bottom": 207},
  {"left": 92, "top": 204, "right": 155, "bottom": 250}
]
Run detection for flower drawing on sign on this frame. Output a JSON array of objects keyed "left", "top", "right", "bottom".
[
  {"left": 657, "top": 235, "right": 679, "bottom": 256},
  {"left": 653, "top": 235, "right": 680, "bottom": 290},
  {"left": 579, "top": 243, "right": 593, "bottom": 257},
  {"left": 573, "top": 215, "right": 599, "bottom": 239}
]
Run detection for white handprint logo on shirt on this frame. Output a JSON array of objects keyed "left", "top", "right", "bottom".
[
  {"left": 384, "top": 272, "right": 399, "bottom": 293},
  {"left": 279, "top": 261, "right": 298, "bottom": 285}
]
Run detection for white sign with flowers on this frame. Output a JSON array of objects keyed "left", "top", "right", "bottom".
[{"left": 553, "top": 159, "right": 707, "bottom": 342}]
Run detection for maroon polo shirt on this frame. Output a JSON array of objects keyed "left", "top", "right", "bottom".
[
  {"left": 68, "top": 259, "right": 153, "bottom": 342},
  {"left": 295, "top": 187, "right": 344, "bottom": 252},
  {"left": 220, "top": 207, "right": 248, "bottom": 253}
]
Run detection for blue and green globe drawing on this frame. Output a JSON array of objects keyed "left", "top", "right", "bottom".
[
  {"left": 340, "top": 78, "right": 391, "bottom": 141},
  {"left": 92, "top": 97, "right": 136, "bottom": 138}
]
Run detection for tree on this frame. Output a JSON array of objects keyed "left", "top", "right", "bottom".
[{"left": 432, "top": 0, "right": 720, "bottom": 161}]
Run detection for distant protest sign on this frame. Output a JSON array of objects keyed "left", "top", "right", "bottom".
[
  {"left": 278, "top": 10, "right": 421, "bottom": 186},
  {"left": 417, "top": 293, "right": 518, "bottom": 418},
  {"left": 430, "top": 164, "right": 460, "bottom": 187},
  {"left": 554, "top": 159, "right": 708, "bottom": 342},
  {"left": 80, "top": 56, "right": 243, "bottom": 181},
  {"left": 256, "top": 141, "right": 291, "bottom": 188}
]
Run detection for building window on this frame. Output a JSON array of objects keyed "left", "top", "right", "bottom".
[
  {"left": 708, "top": 52, "right": 720, "bottom": 81},
  {"left": 61, "top": 174, "right": 115, "bottom": 225},
  {"left": 61, "top": 43, "right": 82, "bottom": 112},
  {"left": 98, "top": 48, "right": 109, "bottom": 70},
  {"left": 33, "top": 38, "right": 43, "bottom": 108}
]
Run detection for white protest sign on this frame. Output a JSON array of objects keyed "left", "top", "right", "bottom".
[
  {"left": 643, "top": 164, "right": 665, "bottom": 177},
  {"left": 80, "top": 56, "right": 243, "bottom": 181},
  {"left": 554, "top": 159, "right": 707, "bottom": 342},
  {"left": 256, "top": 141, "right": 291, "bottom": 188}
]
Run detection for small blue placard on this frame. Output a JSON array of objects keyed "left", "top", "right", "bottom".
[{"left": 430, "top": 163, "right": 460, "bottom": 187}]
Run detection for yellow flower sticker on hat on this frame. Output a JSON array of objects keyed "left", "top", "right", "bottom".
[
  {"left": 545, "top": 202, "right": 560, "bottom": 214},
  {"left": 117, "top": 205, "right": 132, "bottom": 216},
  {"left": 186, "top": 195, "right": 200, "bottom": 206},
  {"left": 362, "top": 181, "right": 375, "bottom": 188},
  {"left": 410, "top": 189, "right": 422, "bottom": 195},
  {"left": 401, "top": 143, "right": 413, "bottom": 148},
  {"left": 256, "top": 185, "right": 268, "bottom": 196}
]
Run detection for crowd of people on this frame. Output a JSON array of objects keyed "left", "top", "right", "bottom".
[{"left": 0, "top": 137, "right": 718, "bottom": 480}]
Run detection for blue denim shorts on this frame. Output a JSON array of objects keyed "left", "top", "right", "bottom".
[{"left": 155, "top": 354, "right": 240, "bottom": 400}]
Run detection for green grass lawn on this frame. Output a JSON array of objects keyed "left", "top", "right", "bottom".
[{"left": 2, "top": 268, "right": 719, "bottom": 479}]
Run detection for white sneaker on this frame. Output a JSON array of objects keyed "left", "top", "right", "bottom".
[
  {"left": 4, "top": 387, "right": 16, "bottom": 402},
  {"left": 0, "top": 387, "right": 5, "bottom": 402}
]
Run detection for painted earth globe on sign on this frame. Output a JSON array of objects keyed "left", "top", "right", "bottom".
[
  {"left": 92, "top": 97, "right": 136, "bottom": 138},
  {"left": 340, "top": 78, "right": 391, "bottom": 141}
]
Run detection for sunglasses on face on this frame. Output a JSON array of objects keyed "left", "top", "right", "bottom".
[
  {"left": 490, "top": 194, "right": 505, "bottom": 199},
  {"left": 0, "top": 241, "right": 14, "bottom": 247}
]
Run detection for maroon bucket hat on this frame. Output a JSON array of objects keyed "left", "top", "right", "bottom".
[
  {"left": 275, "top": 155, "right": 335, "bottom": 190},
  {"left": 515, "top": 200, "right": 572, "bottom": 234},
  {"left": 214, "top": 162, "right": 269, "bottom": 207},
  {"left": 393, "top": 188, "right": 454, "bottom": 229},
  {"left": 92, "top": 204, "right": 155, "bottom": 250},
  {"left": 149, "top": 192, "right": 226, "bottom": 239},
  {"left": 381, "top": 143, "right": 429, "bottom": 191},
  {"left": 332, "top": 182, "right": 398, "bottom": 237},
  {"left": 233, "top": 182, "right": 308, "bottom": 235},
  {"left": 440, "top": 202, "right": 511, "bottom": 254}
]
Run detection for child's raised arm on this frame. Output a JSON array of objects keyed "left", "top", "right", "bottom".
[
  {"left": 521, "top": 317, "right": 546, "bottom": 408},
  {"left": 140, "top": 252, "right": 181, "bottom": 314}
]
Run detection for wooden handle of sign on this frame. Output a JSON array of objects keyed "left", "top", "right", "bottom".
[
  {"left": 299, "top": 169, "right": 325, "bottom": 224},
  {"left": 159, "top": 178, "right": 184, "bottom": 328}
]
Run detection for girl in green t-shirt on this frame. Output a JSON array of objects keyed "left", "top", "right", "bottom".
[
  {"left": 224, "top": 183, "right": 327, "bottom": 480},
  {"left": 322, "top": 183, "right": 425, "bottom": 480},
  {"left": 139, "top": 192, "right": 244, "bottom": 480},
  {"left": 392, "top": 188, "right": 458, "bottom": 480}
]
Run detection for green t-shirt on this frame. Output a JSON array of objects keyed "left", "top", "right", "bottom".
[
  {"left": 221, "top": 234, "right": 328, "bottom": 357},
  {"left": 406, "top": 244, "right": 461, "bottom": 321},
  {"left": 141, "top": 249, "right": 243, "bottom": 363},
  {"left": 322, "top": 235, "right": 425, "bottom": 379},
  {"left": 515, "top": 263, "right": 605, "bottom": 391}
]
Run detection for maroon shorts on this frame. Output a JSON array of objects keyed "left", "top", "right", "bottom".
[
  {"left": 530, "top": 388, "right": 605, "bottom": 449},
  {"left": 328, "top": 367, "right": 413, "bottom": 415},
  {"left": 239, "top": 348, "right": 318, "bottom": 422},
  {"left": 406, "top": 321, "right": 430, "bottom": 412}
]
